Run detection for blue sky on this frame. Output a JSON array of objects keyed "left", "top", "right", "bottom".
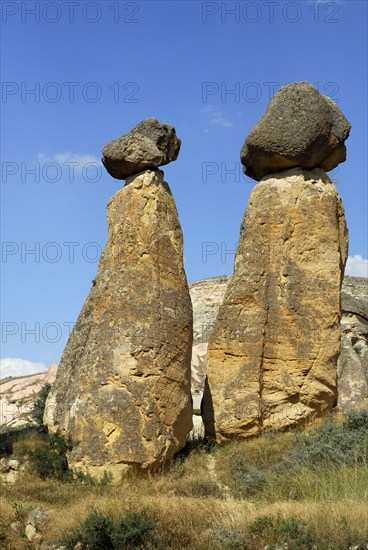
[{"left": 1, "top": 0, "right": 367, "bottom": 377}]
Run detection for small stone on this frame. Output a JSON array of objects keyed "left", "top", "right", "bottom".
[
  {"left": 240, "top": 81, "right": 351, "bottom": 181},
  {"left": 8, "top": 459, "right": 20, "bottom": 470},
  {"left": 102, "top": 118, "right": 181, "bottom": 179},
  {"left": 25, "top": 507, "right": 49, "bottom": 543},
  {"left": 0, "top": 457, "right": 9, "bottom": 473}
]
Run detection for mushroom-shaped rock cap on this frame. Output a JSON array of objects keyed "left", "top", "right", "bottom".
[
  {"left": 240, "top": 81, "right": 351, "bottom": 181},
  {"left": 102, "top": 118, "right": 181, "bottom": 180}
]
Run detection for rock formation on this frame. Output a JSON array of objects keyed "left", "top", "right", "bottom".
[
  {"left": 203, "top": 168, "right": 348, "bottom": 441},
  {"left": 189, "top": 277, "right": 229, "bottom": 419},
  {"left": 102, "top": 118, "right": 181, "bottom": 180},
  {"left": 0, "top": 364, "right": 57, "bottom": 432},
  {"left": 188, "top": 276, "right": 367, "bottom": 431},
  {"left": 338, "top": 276, "right": 368, "bottom": 410},
  {"left": 44, "top": 122, "right": 192, "bottom": 479},
  {"left": 2, "top": 273, "right": 366, "bottom": 445},
  {"left": 203, "top": 83, "right": 350, "bottom": 443},
  {"left": 241, "top": 81, "right": 351, "bottom": 181}
]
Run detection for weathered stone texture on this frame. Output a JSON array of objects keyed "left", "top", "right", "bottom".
[
  {"left": 338, "top": 276, "right": 368, "bottom": 411},
  {"left": 102, "top": 118, "right": 181, "bottom": 180},
  {"left": 240, "top": 81, "right": 351, "bottom": 181},
  {"left": 203, "top": 168, "right": 348, "bottom": 442},
  {"left": 44, "top": 169, "right": 192, "bottom": 478},
  {"left": 189, "top": 277, "right": 229, "bottom": 414}
]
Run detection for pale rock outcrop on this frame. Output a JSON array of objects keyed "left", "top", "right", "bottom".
[
  {"left": 102, "top": 118, "right": 181, "bottom": 180},
  {"left": 188, "top": 275, "right": 368, "bottom": 427},
  {"left": 203, "top": 168, "right": 348, "bottom": 442},
  {"left": 338, "top": 276, "right": 368, "bottom": 410},
  {"left": 0, "top": 364, "right": 57, "bottom": 432},
  {"left": 44, "top": 169, "right": 193, "bottom": 478},
  {"left": 25, "top": 508, "right": 49, "bottom": 545},
  {"left": 189, "top": 277, "right": 229, "bottom": 422},
  {"left": 241, "top": 81, "right": 351, "bottom": 181},
  {"left": 0, "top": 457, "right": 20, "bottom": 484}
]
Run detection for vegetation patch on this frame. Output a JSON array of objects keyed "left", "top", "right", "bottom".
[
  {"left": 1, "top": 409, "right": 368, "bottom": 549},
  {"left": 63, "top": 508, "right": 156, "bottom": 550},
  {"left": 31, "top": 382, "right": 51, "bottom": 430}
]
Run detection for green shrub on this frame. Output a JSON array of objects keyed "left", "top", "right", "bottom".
[
  {"left": 230, "top": 454, "right": 267, "bottom": 497},
  {"left": 20, "top": 430, "right": 111, "bottom": 486},
  {"left": 72, "top": 468, "right": 112, "bottom": 486},
  {"left": 64, "top": 509, "right": 114, "bottom": 549},
  {"left": 29, "top": 432, "right": 72, "bottom": 481},
  {"left": 63, "top": 508, "right": 155, "bottom": 550},
  {"left": 248, "top": 515, "right": 315, "bottom": 549},
  {"left": 0, "top": 524, "right": 7, "bottom": 543},
  {"left": 31, "top": 383, "right": 52, "bottom": 430},
  {"left": 211, "top": 525, "right": 250, "bottom": 549},
  {"left": 111, "top": 510, "right": 155, "bottom": 549},
  {"left": 248, "top": 514, "right": 274, "bottom": 536},
  {"left": 281, "top": 409, "right": 368, "bottom": 470}
]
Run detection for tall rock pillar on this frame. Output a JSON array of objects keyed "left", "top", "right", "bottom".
[
  {"left": 203, "top": 83, "right": 350, "bottom": 442},
  {"left": 45, "top": 120, "right": 193, "bottom": 478}
]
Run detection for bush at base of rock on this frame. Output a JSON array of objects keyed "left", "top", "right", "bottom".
[{"left": 62, "top": 509, "right": 156, "bottom": 550}]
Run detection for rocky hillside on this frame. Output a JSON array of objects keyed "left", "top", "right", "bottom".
[{"left": 0, "top": 364, "right": 57, "bottom": 432}]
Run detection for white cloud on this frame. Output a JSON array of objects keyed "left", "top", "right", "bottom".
[
  {"left": 201, "top": 105, "right": 234, "bottom": 128},
  {"left": 37, "top": 151, "right": 101, "bottom": 172},
  {"left": 209, "top": 112, "right": 234, "bottom": 128},
  {"left": 0, "top": 358, "right": 47, "bottom": 380},
  {"left": 345, "top": 255, "right": 368, "bottom": 278}
]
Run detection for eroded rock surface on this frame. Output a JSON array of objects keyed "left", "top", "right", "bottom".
[
  {"left": 44, "top": 169, "right": 192, "bottom": 478},
  {"left": 338, "top": 276, "right": 368, "bottom": 410},
  {"left": 203, "top": 168, "right": 348, "bottom": 442},
  {"left": 0, "top": 364, "right": 57, "bottom": 432},
  {"left": 102, "top": 118, "right": 181, "bottom": 180},
  {"left": 240, "top": 81, "right": 351, "bottom": 181}
]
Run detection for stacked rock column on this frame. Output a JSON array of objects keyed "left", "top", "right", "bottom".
[
  {"left": 44, "top": 120, "right": 193, "bottom": 478},
  {"left": 203, "top": 83, "right": 350, "bottom": 442}
]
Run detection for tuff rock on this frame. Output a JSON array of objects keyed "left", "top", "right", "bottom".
[
  {"left": 240, "top": 81, "right": 351, "bottom": 181},
  {"left": 338, "top": 276, "right": 368, "bottom": 410},
  {"left": 0, "top": 364, "right": 57, "bottom": 432},
  {"left": 102, "top": 118, "right": 181, "bottom": 180},
  {"left": 203, "top": 168, "right": 348, "bottom": 442},
  {"left": 25, "top": 507, "right": 49, "bottom": 545},
  {"left": 44, "top": 169, "right": 193, "bottom": 479},
  {"left": 188, "top": 275, "right": 368, "bottom": 429}
]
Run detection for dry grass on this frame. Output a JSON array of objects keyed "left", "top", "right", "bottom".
[{"left": 1, "top": 414, "right": 368, "bottom": 549}]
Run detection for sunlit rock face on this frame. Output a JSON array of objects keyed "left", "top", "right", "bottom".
[
  {"left": 203, "top": 168, "right": 348, "bottom": 442},
  {"left": 44, "top": 169, "right": 193, "bottom": 479}
]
